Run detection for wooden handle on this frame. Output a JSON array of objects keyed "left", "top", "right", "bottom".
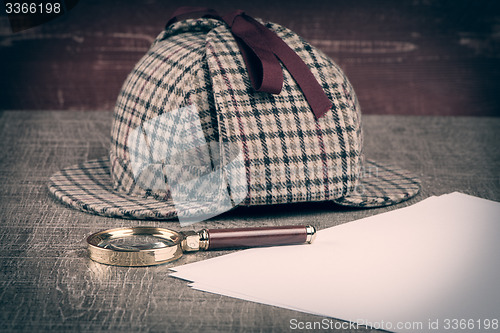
[{"left": 205, "top": 225, "right": 314, "bottom": 250}]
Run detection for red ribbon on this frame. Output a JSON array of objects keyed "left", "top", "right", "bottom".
[{"left": 166, "top": 7, "right": 332, "bottom": 118}]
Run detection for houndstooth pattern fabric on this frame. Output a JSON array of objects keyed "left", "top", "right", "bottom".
[
  {"left": 110, "top": 18, "right": 363, "bottom": 205},
  {"left": 48, "top": 158, "right": 419, "bottom": 219},
  {"left": 48, "top": 16, "right": 420, "bottom": 220},
  {"left": 109, "top": 20, "right": 221, "bottom": 201},
  {"left": 333, "top": 161, "right": 420, "bottom": 207},
  {"left": 49, "top": 159, "right": 177, "bottom": 219},
  {"left": 205, "top": 21, "right": 364, "bottom": 205}
]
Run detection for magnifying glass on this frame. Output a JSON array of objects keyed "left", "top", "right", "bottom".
[{"left": 87, "top": 225, "right": 316, "bottom": 266}]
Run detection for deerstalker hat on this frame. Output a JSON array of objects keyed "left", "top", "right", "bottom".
[{"left": 49, "top": 7, "right": 420, "bottom": 224}]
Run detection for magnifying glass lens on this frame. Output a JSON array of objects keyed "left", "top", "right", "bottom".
[{"left": 97, "top": 235, "right": 176, "bottom": 251}]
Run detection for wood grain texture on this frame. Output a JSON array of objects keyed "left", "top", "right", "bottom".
[
  {"left": 0, "top": 111, "right": 498, "bottom": 332},
  {"left": 0, "top": 0, "right": 499, "bottom": 116}
]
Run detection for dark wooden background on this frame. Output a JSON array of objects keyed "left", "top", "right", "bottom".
[{"left": 0, "top": 0, "right": 499, "bottom": 116}]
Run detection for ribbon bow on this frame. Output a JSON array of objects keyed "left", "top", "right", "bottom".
[{"left": 166, "top": 7, "right": 332, "bottom": 118}]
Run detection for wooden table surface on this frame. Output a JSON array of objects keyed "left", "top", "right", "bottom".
[{"left": 0, "top": 111, "right": 498, "bottom": 332}]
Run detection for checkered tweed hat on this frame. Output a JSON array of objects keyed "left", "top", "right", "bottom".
[{"left": 49, "top": 8, "right": 420, "bottom": 222}]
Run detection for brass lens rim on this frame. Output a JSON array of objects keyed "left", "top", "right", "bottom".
[{"left": 87, "top": 227, "right": 184, "bottom": 266}]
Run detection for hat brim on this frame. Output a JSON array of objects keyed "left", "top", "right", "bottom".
[
  {"left": 49, "top": 158, "right": 178, "bottom": 220},
  {"left": 48, "top": 158, "right": 420, "bottom": 220},
  {"left": 332, "top": 160, "right": 420, "bottom": 208}
]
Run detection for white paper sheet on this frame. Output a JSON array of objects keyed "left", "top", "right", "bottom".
[{"left": 170, "top": 193, "right": 500, "bottom": 332}]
